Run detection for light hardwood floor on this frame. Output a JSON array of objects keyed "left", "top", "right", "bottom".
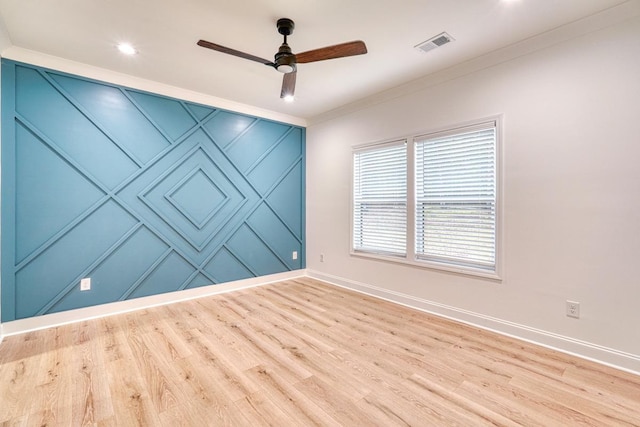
[{"left": 1, "top": 277, "right": 639, "bottom": 426}]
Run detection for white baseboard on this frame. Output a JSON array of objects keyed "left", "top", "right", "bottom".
[
  {"left": 307, "top": 269, "right": 640, "bottom": 376},
  {"left": 3, "top": 268, "right": 639, "bottom": 376},
  {"left": 1, "top": 269, "right": 306, "bottom": 337}
]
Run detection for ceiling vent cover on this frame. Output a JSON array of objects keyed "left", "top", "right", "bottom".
[{"left": 415, "top": 32, "right": 454, "bottom": 53}]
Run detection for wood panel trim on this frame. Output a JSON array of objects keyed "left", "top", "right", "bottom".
[{"left": 2, "top": 60, "right": 306, "bottom": 321}]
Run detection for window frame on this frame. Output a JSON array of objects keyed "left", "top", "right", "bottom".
[{"left": 350, "top": 116, "right": 503, "bottom": 280}]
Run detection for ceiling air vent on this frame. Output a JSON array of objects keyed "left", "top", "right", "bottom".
[{"left": 415, "top": 32, "right": 454, "bottom": 54}]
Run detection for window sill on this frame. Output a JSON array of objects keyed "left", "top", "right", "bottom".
[{"left": 350, "top": 250, "right": 502, "bottom": 281}]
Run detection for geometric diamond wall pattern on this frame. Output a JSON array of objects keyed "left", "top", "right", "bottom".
[
  {"left": 166, "top": 168, "right": 229, "bottom": 230},
  {"left": 1, "top": 59, "right": 305, "bottom": 321}
]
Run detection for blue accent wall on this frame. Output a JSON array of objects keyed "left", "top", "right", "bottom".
[{"left": 1, "top": 59, "right": 305, "bottom": 321}]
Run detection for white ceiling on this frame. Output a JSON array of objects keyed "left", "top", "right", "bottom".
[{"left": 0, "top": 0, "right": 629, "bottom": 121}]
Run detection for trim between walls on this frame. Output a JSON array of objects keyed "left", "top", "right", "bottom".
[
  {"left": 1, "top": 269, "right": 306, "bottom": 337},
  {"left": 306, "top": 269, "right": 640, "bottom": 376}
]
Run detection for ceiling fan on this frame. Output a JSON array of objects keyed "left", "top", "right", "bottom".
[{"left": 197, "top": 18, "right": 367, "bottom": 100}]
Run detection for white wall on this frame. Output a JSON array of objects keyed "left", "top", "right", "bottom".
[
  {"left": 306, "top": 6, "right": 640, "bottom": 373},
  {"left": 0, "top": 14, "right": 11, "bottom": 52}
]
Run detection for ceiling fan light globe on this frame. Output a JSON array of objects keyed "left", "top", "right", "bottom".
[{"left": 276, "top": 64, "right": 295, "bottom": 74}]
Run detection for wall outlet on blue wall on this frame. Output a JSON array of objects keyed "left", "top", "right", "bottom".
[{"left": 80, "top": 278, "right": 91, "bottom": 291}]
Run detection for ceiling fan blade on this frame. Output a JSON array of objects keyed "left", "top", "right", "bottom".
[
  {"left": 197, "top": 40, "right": 273, "bottom": 65},
  {"left": 295, "top": 40, "right": 367, "bottom": 64},
  {"left": 280, "top": 71, "right": 297, "bottom": 98}
]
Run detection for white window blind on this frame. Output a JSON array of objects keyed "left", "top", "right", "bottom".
[
  {"left": 353, "top": 141, "right": 407, "bottom": 256},
  {"left": 415, "top": 123, "right": 497, "bottom": 270}
]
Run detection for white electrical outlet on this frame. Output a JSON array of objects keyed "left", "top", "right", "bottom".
[
  {"left": 292, "top": 251, "right": 298, "bottom": 260},
  {"left": 80, "top": 277, "right": 91, "bottom": 291},
  {"left": 566, "top": 300, "right": 580, "bottom": 318},
  {"left": 320, "top": 253, "right": 325, "bottom": 262}
]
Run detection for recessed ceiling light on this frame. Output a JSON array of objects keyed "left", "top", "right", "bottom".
[
  {"left": 117, "top": 43, "right": 137, "bottom": 55},
  {"left": 283, "top": 95, "right": 295, "bottom": 103}
]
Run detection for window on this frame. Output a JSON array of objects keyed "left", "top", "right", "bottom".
[
  {"left": 352, "top": 118, "right": 501, "bottom": 278},
  {"left": 415, "top": 123, "right": 497, "bottom": 270},
  {"left": 353, "top": 141, "right": 407, "bottom": 256}
]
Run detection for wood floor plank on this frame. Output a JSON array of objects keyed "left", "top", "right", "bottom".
[
  {"left": 0, "top": 332, "right": 47, "bottom": 421},
  {"left": 294, "top": 374, "right": 380, "bottom": 425},
  {"left": 244, "top": 365, "right": 342, "bottom": 427},
  {"left": 405, "top": 373, "right": 528, "bottom": 426},
  {"left": 70, "top": 320, "right": 114, "bottom": 425},
  {"left": 508, "top": 370, "right": 640, "bottom": 426},
  {"left": 263, "top": 325, "right": 373, "bottom": 400},
  {"left": 1, "top": 278, "right": 639, "bottom": 426},
  {"left": 178, "top": 327, "right": 261, "bottom": 401},
  {"left": 454, "top": 377, "right": 575, "bottom": 426},
  {"left": 105, "top": 356, "right": 162, "bottom": 426},
  {"left": 25, "top": 326, "right": 74, "bottom": 426}
]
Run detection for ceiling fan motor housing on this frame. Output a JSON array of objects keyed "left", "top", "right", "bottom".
[{"left": 275, "top": 45, "right": 296, "bottom": 73}]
